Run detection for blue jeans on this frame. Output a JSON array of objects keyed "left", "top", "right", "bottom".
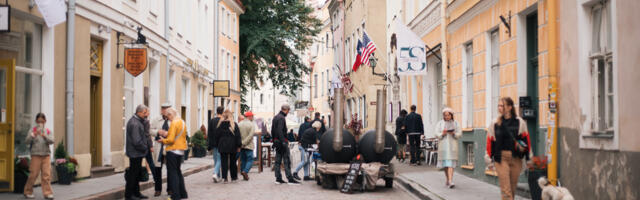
[
  {"left": 294, "top": 145, "right": 310, "bottom": 177},
  {"left": 238, "top": 149, "right": 254, "bottom": 173},
  {"left": 212, "top": 148, "right": 221, "bottom": 177}
]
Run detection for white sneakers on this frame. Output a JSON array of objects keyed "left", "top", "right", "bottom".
[
  {"left": 45, "top": 194, "right": 55, "bottom": 199},
  {"left": 24, "top": 194, "right": 35, "bottom": 199},
  {"left": 212, "top": 174, "right": 219, "bottom": 183}
]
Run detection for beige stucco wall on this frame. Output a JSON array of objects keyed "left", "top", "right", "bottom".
[{"left": 343, "top": 0, "right": 388, "bottom": 132}]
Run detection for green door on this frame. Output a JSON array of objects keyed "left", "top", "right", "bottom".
[{"left": 526, "top": 13, "right": 540, "bottom": 155}]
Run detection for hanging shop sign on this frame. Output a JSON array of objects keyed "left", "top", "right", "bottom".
[
  {"left": 0, "top": 5, "right": 9, "bottom": 32},
  {"left": 124, "top": 48, "right": 147, "bottom": 77},
  {"left": 212, "top": 80, "right": 230, "bottom": 97}
]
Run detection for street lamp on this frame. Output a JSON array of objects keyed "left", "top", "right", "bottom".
[{"left": 369, "top": 53, "right": 386, "bottom": 80}]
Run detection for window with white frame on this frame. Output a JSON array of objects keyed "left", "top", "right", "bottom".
[
  {"left": 197, "top": 85, "right": 203, "bottom": 128},
  {"left": 227, "top": 52, "right": 231, "bottom": 82},
  {"left": 168, "top": 70, "right": 176, "bottom": 106},
  {"left": 464, "top": 43, "right": 474, "bottom": 128},
  {"left": 321, "top": 72, "right": 324, "bottom": 96},
  {"left": 490, "top": 30, "right": 500, "bottom": 120},
  {"left": 232, "top": 56, "right": 237, "bottom": 90},
  {"left": 589, "top": 0, "right": 614, "bottom": 134},
  {"left": 221, "top": 7, "right": 226, "bottom": 35},
  {"left": 326, "top": 69, "right": 330, "bottom": 95},
  {"left": 465, "top": 142, "right": 475, "bottom": 166},
  {"left": 363, "top": 95, "right": 367, "bottom": 128},
  {"left": 226, "top": 11, "right": 231, "bottom": 38},
  {"left": 314, "top": 74, "right": 318, "bottom": 98}
]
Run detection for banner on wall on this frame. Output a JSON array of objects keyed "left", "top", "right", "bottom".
[
  {"left": 35, "top": 0, "right": 67, "bottom": 27},
  {"left": 212, "top": 80, "right": 230, "bottom": 97},
  {"left": 395, "top": 22, "right": 427, "bottom": 76}
]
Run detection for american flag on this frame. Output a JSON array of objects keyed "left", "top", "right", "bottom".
[{"left": 360, "top": 31, "right": 377, "bottom": 66}]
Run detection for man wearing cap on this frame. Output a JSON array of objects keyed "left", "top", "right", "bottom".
[
  {"left": 237, "top": 111, "right": 256, "bottom": 180},
  {"left": 149, "top": 103, "right": 172, "bottom": 196}
]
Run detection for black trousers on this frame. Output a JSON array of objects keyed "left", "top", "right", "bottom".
[
  {"left": 274, "top": 146, "right": 294, "bottom": 181},
  {"left": 166, "top": 152, "right": 187, "bottom": 200},
  {"left": 220, "top": 152, "right": 238, "bottom": 180},
  {"left": 409, "top": 134, "right": 422, "bottom": 164},
  {"left": 125, "top": 157, "right": 142, "bottom": 198},
  {"left": 144, "top": 151, "right": 162, "bottom": 192}
]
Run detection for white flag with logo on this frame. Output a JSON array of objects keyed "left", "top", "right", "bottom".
[
  {"left": 396, "top": 22, "right": 427, "bottom": 76},
  {"left": 35, "top": 0, "right": 67, "bottom": 28}
]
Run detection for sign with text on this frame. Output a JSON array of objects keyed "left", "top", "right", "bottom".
[
  {"left": 212, "top": 80, "right": 230, "bottom": 97},
  {"left": 124, "top": 48, "right": 147, "bottom": 77},
  {"left": 396, "top": 21, "right": 427, "bottom": 76},
  {"left": 0, "top": 6, "right": 9, "bottom": 32},
  {"left": 340, "top": 161, "right": 362, "bottom": 193}
]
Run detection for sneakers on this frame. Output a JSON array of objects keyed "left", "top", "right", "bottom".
[
  {"left": 303, "top": 176, "right": 314, "bottom": 181},
  {"left": 292, "top": 173, "right": 301, "bottom": 181},
  {"left": 287, "top": 179, "right": 301, "bottom": 185},
  {"left": 223, "top": 179, "right": 229, "bottom": 184},
  {"left": 212, "top": 174, "right": 219, "bottom": 183},
  {"left": 24, "top": 194, "right": 35, "bottom": 199},
  {"left": 275, "top": 179, "right": 287, "bottom": 184},
  {"left": 241, "top": 172, "right": 249, "bottom": 181},
  {"left": 449, "top": 182, "right": 455, "bottom": 189},
  {"left": 45, "top": 195, "right": 54, "bottom": 200}
]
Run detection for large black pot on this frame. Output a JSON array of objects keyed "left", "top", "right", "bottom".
[
  {"left": 56, "top": 165, "right": 73, "bottom": 185},
  {"left": 358, "top": 130, "right": 397, "bottom": 163},
  {"left": 527, "top": 169, "right": 547, "bottom": 200},
  {"left": 318, "top": 128, "right": 357, "bottom": 163},
  {"left": 13, "top": 171, "right": 28, "bottom": 193},
  {"left": 192, "top": 146, "right": 207, "bottom": 158}
]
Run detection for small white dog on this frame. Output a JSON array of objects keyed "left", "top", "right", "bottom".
[{"left": 538, "top": 176, "right": 575, "bottom": 200}]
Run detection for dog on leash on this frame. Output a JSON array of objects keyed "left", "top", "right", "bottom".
[{"left": 538, "top": 176, "right": 575, "bottom": 200}]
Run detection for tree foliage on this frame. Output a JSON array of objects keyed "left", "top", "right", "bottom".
[{"left": 239, "top": 0, "right": 322, "bottom": 112}]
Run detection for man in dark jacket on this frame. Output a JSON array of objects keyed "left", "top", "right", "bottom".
[
  {"left": 207, "top": 106, "right": 224, "bottom": 182},
  {"left": 404, "top": 105, "right": 425, "bottom": 165},
  {"left": 271, "top": 104, "right": 301, "bottom": 185},
  {"left": 297, "top": 117, "right": 311, "bottom": 139},
  {"left": 125, "top": 105, "right": 150, "bottom": 200},
  {"left": 311, "top": 112, "right": 326, "bottom": 135}
]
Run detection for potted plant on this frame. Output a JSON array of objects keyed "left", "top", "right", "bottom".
[
  {"left": 13, "top": 157, "right": 30, "bottom": 193},
  {"left": 527, "top": 156, "right": 548, "bottom": 200},
  {"left": 54, "top": 142, "right": 77, "bottom": 185},
  {"left": 191, "top": 131, "right": 207, "bottom": 158}
]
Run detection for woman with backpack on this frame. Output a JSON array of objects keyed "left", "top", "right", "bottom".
[{"left": 214, "top": 110, "right": 242, "bottom": 183}]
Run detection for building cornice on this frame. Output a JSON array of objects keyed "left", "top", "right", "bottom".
[
  {"left": 447, "top": 0, "right": 498, "bottom": 34},
  {"left": 407, "top": 1, "right": 441, "bottom": 38}
]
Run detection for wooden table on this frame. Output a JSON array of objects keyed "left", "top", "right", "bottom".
[{"left": 259, "top": 141, "right": 273, "bottom": 173}]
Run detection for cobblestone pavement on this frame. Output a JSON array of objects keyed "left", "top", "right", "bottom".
[{"left": 134, "top": 166, "right": 416, "bottom": 200}]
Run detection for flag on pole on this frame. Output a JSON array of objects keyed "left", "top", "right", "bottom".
[
  {"left": 361, "top": 31, "right": 377, "bottom": 66},
  {"left": 352, "top": 39, "right": 364, "bottom": 72},
  {"left": 396, "top": 21, "right": 427, "bottom": 75}
]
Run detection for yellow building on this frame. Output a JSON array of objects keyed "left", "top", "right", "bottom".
[{"left": 217, "top": 0, "right": 244, "bottom": 120}]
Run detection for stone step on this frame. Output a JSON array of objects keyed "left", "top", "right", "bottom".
[{"left": 90, "top": 166, "right": 115, "bottom": 178}]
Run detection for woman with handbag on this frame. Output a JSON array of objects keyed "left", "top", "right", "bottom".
[
  {"left": 485, "top": 97, "right": 533, "bottom": 200},
  {"left": 23, "top": 113, "right": 54, "bottom": 199},
  {"left": 214, "top": 110, "right": 242, "bottom": 183},
  {"left": 435, "top": 108, "right": 462, "bottom": 188},
  {"left": 158, "top": 108, "right": 188, "bottom": 200}
]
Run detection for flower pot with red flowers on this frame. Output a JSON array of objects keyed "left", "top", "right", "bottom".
[
  {"left": 527, "top": 156, "right": 548, "bottom": 200},
  {"left": 54, "top": 142, "right": 77, "bottom": 185},
  {"left": 13, "top": 157, "right": 30, "bottom": 193}
]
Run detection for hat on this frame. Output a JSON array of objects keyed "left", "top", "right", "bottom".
[
  {"left": 442, "top": 107, "right": 454, "bottom": 114},
  {"left": 244, "top": 111, "right": 254, "bottom": 117},
  {"left": 161, "top": 103, "right": 172, "bottom": 108}
]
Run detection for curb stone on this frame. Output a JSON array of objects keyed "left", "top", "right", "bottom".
[{"left": 74, "top": 164, "right": 213, "bottom": 200}]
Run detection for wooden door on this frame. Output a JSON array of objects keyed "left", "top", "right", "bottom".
[
  {"left": 90, "top": 76, "right": 102, "bottom": 167},
  {"left": 0, "top": 59, "right": 15, "bottom": 191}
]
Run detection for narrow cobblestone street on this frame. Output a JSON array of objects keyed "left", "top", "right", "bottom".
[{"left": 133, "top": 167, "right": 416, "bottom": 200}]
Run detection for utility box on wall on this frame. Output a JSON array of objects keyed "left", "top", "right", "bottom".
[{"left": 519, "top": 96, "right": 536, "bottom": 120}]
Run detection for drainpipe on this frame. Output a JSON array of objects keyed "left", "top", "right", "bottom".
[
  {"left": 547, "top": 0, "right": 559, "bottom": 186},
  {"left": 65, "top": 0, "right": 76, "bottom": 155},
  {"left": 214, "top": 0, "right": 219, "bottom": 109},
  {"left": 165, "top": 0, "right": 170, "bottom": 103},
  {"left": 440, "top": 0, "right": 448, "bottom": 107}
]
